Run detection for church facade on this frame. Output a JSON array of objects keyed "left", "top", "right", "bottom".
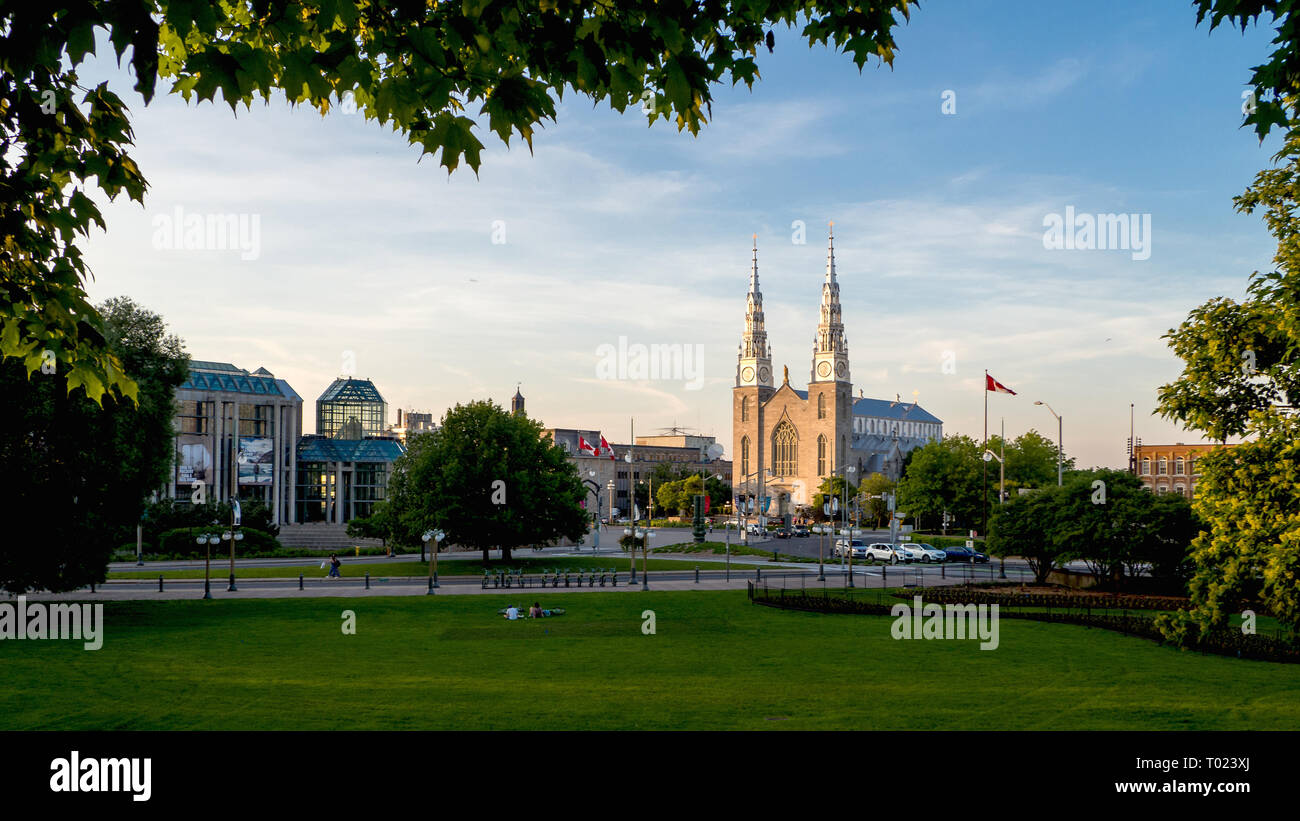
[{"left": 731, "top": 228, "right": 942, "bottom": 519}]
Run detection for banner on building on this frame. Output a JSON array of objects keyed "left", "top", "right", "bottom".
[
  {"left": 237, "top": 437, "right": 274, "bottom": 485},
  {"left": 176, "top": 436, "right": 211, "bottom": 484}
]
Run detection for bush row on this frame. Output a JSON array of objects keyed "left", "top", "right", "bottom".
[{"left": 892, "top": 587, "right": 1192, "bottom": 612}]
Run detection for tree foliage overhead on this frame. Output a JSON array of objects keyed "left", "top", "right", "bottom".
[
  {"left": 0, "top": 296, "right": 188, "bottom": 593},
  {"left": 1, "top": 1, "right": 915, "bottom": 402}
]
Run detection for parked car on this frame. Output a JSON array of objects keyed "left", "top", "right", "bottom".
[
  {"left": 943, "top": 545, "right": 989, "bottom": 563},
  {"left": 746, "top": 524, "right": 765, "bottom": 536},
  {"left": 907, "top": 543, "right": 948, "bottom": 563},
  {"left": 791, "top": 525, "right": 810, "bottom": 538},
  {"left": 865, "top": 542, "right": 909, "bottom": 564},
  {"left": 834, "top": 539, "right": 868, "bottom": 559}
]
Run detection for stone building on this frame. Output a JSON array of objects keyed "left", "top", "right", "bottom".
[
  {"left": 167, "top": 360, "right": 303, "bottom": 525},
  {"left": 731, "top": 228, "right": 942, "bottom": 520}
]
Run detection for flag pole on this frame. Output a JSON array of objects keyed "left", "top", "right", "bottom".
[{"left": 982, "top": 369, "right": 988, "bottom": 542}]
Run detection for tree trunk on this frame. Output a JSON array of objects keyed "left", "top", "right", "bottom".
[
  {"left": 482, "top": 546, "right": 491, "bottom": 565},
  {"left": 501, "top": 545, "right": 512, "bottom": 562}
]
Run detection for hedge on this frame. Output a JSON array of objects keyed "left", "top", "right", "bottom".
[{"left": 158, "top": 526, "right": 281, "bottom": 557}]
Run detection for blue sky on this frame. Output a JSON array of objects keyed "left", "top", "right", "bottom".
[{"left": 79, "top": 0, "right": 1281, "bottom": 467}]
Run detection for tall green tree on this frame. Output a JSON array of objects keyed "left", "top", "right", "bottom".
[
  {"left": 0, "top": 297, "right": 187, "bottom": 593},
  {"left": 1, "top": 1, "right": 915, "bottom": 404},
  {"left": 384, "top": 400, "right": 588, "bottom": 562},
  {"left": 986, "top": 487, "right": 1064, "bottom": 585},
  {"left": 896, "top": 434, "right": 983, "bottom": 531},
  {"left": 1157, "top": 119, "right": 1300, "bottom": 635}
]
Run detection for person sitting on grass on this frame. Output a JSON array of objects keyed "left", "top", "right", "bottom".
[
  {"left": 529, "top": 602, "right": 543, "bottom": 618},
  {"left": 505, "top": 605, "right": 519, "bottom": 620}
]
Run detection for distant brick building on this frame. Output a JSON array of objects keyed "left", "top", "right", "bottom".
[{"left": 1133, "top": 442, "right": 1232, "bottom": 497}]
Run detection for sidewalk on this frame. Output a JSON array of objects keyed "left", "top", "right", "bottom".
[{"left": 4, "top": 572, "right": 769, "bottom": 601}]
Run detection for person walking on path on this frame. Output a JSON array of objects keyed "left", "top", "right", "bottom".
[{"left": 328, "top": 554, "right": 342, "bottom": 579}]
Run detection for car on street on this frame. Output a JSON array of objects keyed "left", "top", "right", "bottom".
[
  {"left": 833, "top": 539, "right": 868, "bottom": 559},
  {"left": 791, "top": 525, "right": 810, "bottom": 538},
  {"left": 906, "top": 543, "right": 948, "bottom": 563},
  {"left": 746, "top": 524, "right": 765, "bottom": 536},
  {"left": 774, "top": 529, "right": 790, "bottom": 539},
  {"left": 943, "top": 545, "right": 990, "bottom": 563},
  {"left": 864, "top": 543, "right": 910, "bottom": 564}
]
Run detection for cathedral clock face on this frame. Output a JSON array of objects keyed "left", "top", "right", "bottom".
[
  {"left": 835, "top": 361, "right": 846, "bottom": 378},
  {"left": 817, "top": 361, "right": 832, "bottom": 378},
  {"left": 758, "top": 366, "right": 771, "bottom": 382},
  {"left": 741, "top": 366, "right": 755, "bottom": 383}
]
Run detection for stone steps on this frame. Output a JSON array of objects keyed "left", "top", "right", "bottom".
[{"left": 278, "top": 523, "right": 384, "bottom": 551}]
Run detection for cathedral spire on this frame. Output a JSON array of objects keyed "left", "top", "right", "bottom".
[
  {"left": 826, "top": 220, "right": 836, "bottom": 283},
  {"left": 737, "top": 234, "right": 773, "bottom": 388},
  {"left": 811, "top": 222, "right": 850, "bottom": 384}
]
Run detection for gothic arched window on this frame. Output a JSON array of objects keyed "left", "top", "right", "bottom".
[
  {"left": 741, "top": 396, "right": 749, "bottom": 422},
  {"left": 773, "top": 421, "right": 797, "bottom": 477},
  {"left": 817, "top": 393, "right": 826, "bottom": 419},
  {"left": 741, "top": 436, "right": 750, "bottom": 478},
  {"left": 817, "top": 435, "right": 827, "bottom": 476}
]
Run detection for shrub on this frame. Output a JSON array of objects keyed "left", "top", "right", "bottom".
[{"left": 158, "top": 526, "right": 281, "bottom": 557}]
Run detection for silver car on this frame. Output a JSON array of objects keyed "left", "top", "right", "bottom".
[{"left": 905, "top": 543, "right": 948, "bottom": 563}]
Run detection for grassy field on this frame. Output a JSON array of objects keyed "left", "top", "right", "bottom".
[
  {"left": 3, "top": 590, "right": 1297, "bottom": 730},
  {"left": 107, "top": 556, "right": 756, "bottom": 580}
]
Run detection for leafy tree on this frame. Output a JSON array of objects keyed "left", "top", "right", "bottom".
[
  {"left": 896, "top": 434, "right": 983, "bottom": 531},
  {"left": 0, "top": 297, "right": 188, "bottom": 593},
  {"left": 986, "top": 487, "right": 1064, "bottom": 585},
  {"left": 1157, "top": 120, "right": 1300, "bottom": 635},
  {"left": 1, "top": 1, "right": 914, "bottom": 404},
  {"left": 346, "top": 505, "right": 393, "bottom": 549},
  {"left": 383, "top": 400, "right": 588, "bottom": 562},
  {"left": 811, "top": 475, "right": 857, "bottom": 522},
  {"left": 1004, "top": 429, "right": 1073, "bottom": 489},
  {"left": 855, "top": 472, "right": 895, "bottom": 527}
]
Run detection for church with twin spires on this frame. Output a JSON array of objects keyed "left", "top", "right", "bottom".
[{"left": 731, "top": 225, "right": 943, "bottom": 519}]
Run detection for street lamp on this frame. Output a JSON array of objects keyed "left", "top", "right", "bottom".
[
  {"left": 983, "top": 448, "right": 1007, "bottom": 579},
  {"left": 221, "top": 529, "right": 244, "bottom": 591},
  {"left": 582, "top": 469, "right": 601, "bottom": 550},
  {"left": 423, "top": 529, "right": 445, "bottom": 593},
  {"left": 1033, "top": 400, "right": 1064, "bottom": 486},
  {"left": 623, "top": 527, "right": 638, "bottom": 583},
  {"left": 642, "top": 529, "right": 654, "bottom": 590},
  {"left": 195, "top": 533, "right": 219, "bottom": 599}
]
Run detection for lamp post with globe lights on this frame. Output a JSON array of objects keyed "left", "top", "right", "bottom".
[
  {"left": 423, "top": 529, "right": 445, "bottom": 593},
  {"left": 195, "top": 532, "right": 219, "bottom": 599}
]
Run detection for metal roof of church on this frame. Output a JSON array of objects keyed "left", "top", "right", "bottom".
[{"left": 788, "top": 389, "right": 942, "bottom": 423}]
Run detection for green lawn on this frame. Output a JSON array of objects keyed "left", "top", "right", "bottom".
[
  {"left": 2, "top": 590, "right": 1297, "bottom": 730},
  {"left": 107, "top": 556, "right": 758, "bottom": 580}
]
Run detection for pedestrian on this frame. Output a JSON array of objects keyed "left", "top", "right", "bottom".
[{"left": 328, "top": 553, "right": 341, "bottom": 579}]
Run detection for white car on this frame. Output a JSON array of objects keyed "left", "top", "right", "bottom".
[
  {"left": 833, "top": 539, "right": 867, "bottom": 559},
  {"left": 908, "top": 543, "right": 948, "bottom": 563},
  {"left": 864, "top": 543, "right": 909, "bottom": 564}
]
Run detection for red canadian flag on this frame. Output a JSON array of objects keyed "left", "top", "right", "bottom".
[
  {"left": 985, "top": 374, "right": 1017, "bottom": 395},
  {"left": 578, "top": 436, "right": 598, "bottom": 455},
  {"left": 599, "top": 434, "right": 616, "bottom": 460}
]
